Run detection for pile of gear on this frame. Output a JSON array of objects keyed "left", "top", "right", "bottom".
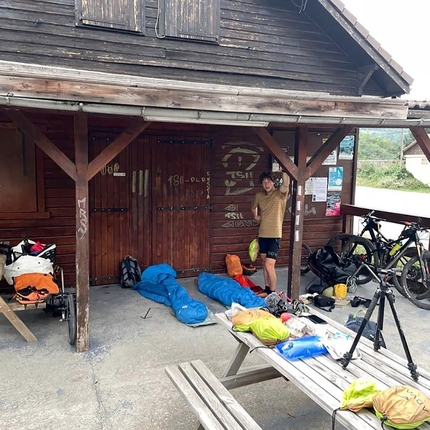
[{"left": 3, "top": 239, "right": 59, "bottom": 304}]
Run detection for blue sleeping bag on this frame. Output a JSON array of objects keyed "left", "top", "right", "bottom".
[
  {"left": 133, "top": 263, "right": 208, "bottom": 324},
  {"left": 198, "top": 273, "right": 266, "bottom": 308}
]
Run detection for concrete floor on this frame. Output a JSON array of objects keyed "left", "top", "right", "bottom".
[{"left": 0, "top": 267, "right": 428, "bottom": 430}]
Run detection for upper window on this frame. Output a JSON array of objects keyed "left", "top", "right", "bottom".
[
  {"left": 161, "top": 0, "right": 220, "bottom": 43},
  {"left": 76, "top": 0, "right": 145, "bottom": 33}
]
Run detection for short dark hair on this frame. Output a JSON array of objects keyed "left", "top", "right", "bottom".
[{"left": 259, "top": 172, "right": 277, "bottom": 184}]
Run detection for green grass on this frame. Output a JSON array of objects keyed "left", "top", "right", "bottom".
[{"left": 357, "top": 163, "right": 430, "bottom": 193}]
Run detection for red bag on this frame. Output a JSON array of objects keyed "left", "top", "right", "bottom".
[{"left": 233, "top": 274, "right": 263, "bottom": 294}]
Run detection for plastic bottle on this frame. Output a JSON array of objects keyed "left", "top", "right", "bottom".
[
  {"left": 389, "top": 241, "right": 402, "bottom": 256},
  {"left": 275, "top": 335, "right": 327, "bottom": 360}
]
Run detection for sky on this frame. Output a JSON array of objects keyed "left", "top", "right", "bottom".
[{"left": 340, "top": 0, "right": 429, "bottom": 100}]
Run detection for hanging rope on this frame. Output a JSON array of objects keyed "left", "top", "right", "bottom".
[{"left": 291, "top": 0, "right": 308, "bottom": 13}]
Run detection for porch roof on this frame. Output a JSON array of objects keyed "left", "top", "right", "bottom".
[{"left": 0, "top": 60, "right": 427, "bottom": 128}]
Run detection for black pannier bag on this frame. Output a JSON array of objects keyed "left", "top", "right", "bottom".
[
  {"left": 120, "top": 256, "right": 142, "bottom": 288},
  {"left": 309, "top": 245, "right": 357, "bottom": 286}
]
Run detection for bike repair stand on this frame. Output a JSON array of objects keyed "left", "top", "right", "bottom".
[{"left": 339, "top": 265, "right": 419, "bottom": 381}]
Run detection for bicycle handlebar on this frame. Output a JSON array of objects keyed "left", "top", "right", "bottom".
[{"left": 362, "top": 211, "right": 386, "bottom": 223}]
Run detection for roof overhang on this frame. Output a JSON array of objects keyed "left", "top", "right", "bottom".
[
  {"left": 311, "top": 0, "right": 413, "bottom": 97},
  {"left": 0, "top": 60, "right": 421, "bottom": 128}
]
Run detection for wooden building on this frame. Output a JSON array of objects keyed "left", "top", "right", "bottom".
[{"left": 1, "top": 0, "right": 430, "bottom": 351}]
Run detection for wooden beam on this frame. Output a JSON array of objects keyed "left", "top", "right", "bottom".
[
  {"left": 410, "top": 127, "right": 430, "bottom": 162},
  {"left": 252, "top": 128, "right": 298, "bottom": 180},
  {"left": 74, "top": 114, "right": 90, "bottom": 352},
  {"left": 0, "top": 60, "right": 409, "bottom": 119},
  {"left": 357, "top": 64, "right": 378, "bottom": 96},
  {"left": 5, "top": 110, "right": 78, "bottom": 181},
  {"left": 86, "top": 119, "right": 151, "bottom": 181},
  {"left": 341, "top": 204, "right": 430, "bottom": 229},
  {"left": 306, "top": 126, "right": 354, "bottom": 179},
  {"left": 287, "top": 127, "right": 307, "bottom": 299}
]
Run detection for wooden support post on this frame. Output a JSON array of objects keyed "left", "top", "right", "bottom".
[
  {"left": 74, "top": 114, "right": 90, "bottom": 352},
  {"left": 288, "top": 127, "right": 307, "bottom": 299}
]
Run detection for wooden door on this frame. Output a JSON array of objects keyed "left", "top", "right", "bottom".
[
  {"left": 89, "top": 136, "right": 131, "bottom": 285},
  {"left": 152, "top": 137, "right": 211, "bottom": 276}
]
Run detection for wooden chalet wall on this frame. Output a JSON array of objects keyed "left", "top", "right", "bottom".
[
  {"left": 0, "top": 113, "right": 76, "bottom": 290},
  {"left": 0, "top": 0, "right": 381, "bottom": 96},
  {"left": 0, "top": 112, "right": 357, "bottom": 288},
  {"left": 210, "top": 127, "right": 355, "bottom": 274}
]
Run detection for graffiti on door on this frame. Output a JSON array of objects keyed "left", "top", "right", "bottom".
[{"left": 221, "top": 144, "right": 263, "bottom": 196}]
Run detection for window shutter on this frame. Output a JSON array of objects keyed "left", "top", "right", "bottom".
[
  {"left": 163, "top": 0, "right": 220, "bottom": 43},
  {"left": 76, "top": 0, "right": 144, "bottom": 33}
]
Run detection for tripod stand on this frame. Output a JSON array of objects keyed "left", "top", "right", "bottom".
[{"left": 339, "top": 264, "right": 419, "bottom": 381}]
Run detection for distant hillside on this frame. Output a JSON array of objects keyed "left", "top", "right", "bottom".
[
  {"left": 357, "top": 128, "right": 414, "bottom": 160},
  {"left": 357, "top": 162, "right": 430, "bottom": 193},
  {"left": 356, "top": 128, "right": 430, "bottom": 192}
]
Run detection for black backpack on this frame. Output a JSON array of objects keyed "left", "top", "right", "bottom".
[
  {"left": 120, "top": 256, "right": 141, "bottom": 288},
  {"left": 309, "top": 246, "right": 356, "bottom": 286},
  {"left": 345, "top": 311, "right": 386, "bottom": 348}
]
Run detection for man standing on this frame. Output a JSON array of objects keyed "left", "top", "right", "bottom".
[{"left": 251, "top": 171, "right": 290, "bottom": 295}]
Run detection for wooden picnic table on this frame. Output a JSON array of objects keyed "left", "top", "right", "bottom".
[{"left": 215, "top": 310, "right": 430, "bottom": 430}]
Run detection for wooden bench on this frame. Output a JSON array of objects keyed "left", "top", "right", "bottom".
[{"left": 165, "top": 359, "right": 262, "bottom": 430}]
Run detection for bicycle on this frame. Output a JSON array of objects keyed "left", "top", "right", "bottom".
[
  {"left": 401, "top": 249, "right": 430, "bottom": 310},
  {"left": 327, "top": 212, "right": 425, "bottom": 295}
]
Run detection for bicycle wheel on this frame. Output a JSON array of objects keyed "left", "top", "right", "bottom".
[
  {"left": 66, "top": 293, "right": 77, "bottom": 345},
  {"left": 300, "top": 243, "right": 312, "bottom": 275},
  {"left": 340, "top": 236, "right": 377, "bottom": 285},
  {"left": 326, "top": 233, "right": 355, "bottom": 254},
  {"left": 390, "top": 247, "right": 418, "bottom": 298},
  {"left": 401, "top": 254, "right": 430, "bottom": 310}
]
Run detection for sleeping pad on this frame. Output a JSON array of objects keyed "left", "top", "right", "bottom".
[
  {"left": 133, "top": 263, "right": 208, "bottom": 324},
  {"left": 198, "top": 272, "right": 266, "bottom": 308}
]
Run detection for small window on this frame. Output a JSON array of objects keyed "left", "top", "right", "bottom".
[
  {"left": 76, "top": 0, "right": 145, "bottom": 33},
  {"left": 0, "top": 124, "right": 47, "bottom": 219},
  {"left": 162, "top": 0, "right": 220, "bottom": 43}
]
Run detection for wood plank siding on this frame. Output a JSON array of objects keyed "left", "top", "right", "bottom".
[
  {"left": 1, "top": 0, "right": 405, "bottom": 295},
  {"left": 0, "top": 112, "right": 355, "bottom": 289},
  {"left": 210, "top": 128, "right": 348, "bottom": 272},
  {"left": 0, "top": 0, "right": 382, "bottom": 96}
]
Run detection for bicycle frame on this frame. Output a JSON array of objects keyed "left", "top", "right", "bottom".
[
  {"left": 355, "top": 214, "right": 425, "bottom": 270},
  {"left": 356, "top": 217, "right": 390, "bottom": 245},
  {"left": 385, "top": 225, "right": 426, "bottom": 269}
]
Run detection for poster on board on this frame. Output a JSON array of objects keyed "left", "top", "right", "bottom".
[
  {"left": 321, "top": 137, "right": 338, "bottom": 165},
  {"left": 339, "top": 135, "right": 355, "bottom": 160},
  {"left": 328, "top": 166, "right": 343, "bottom": 191},
  {"left": 311, "top": 177, "right": 328, "bottom": 202},
  {"left": 326, "top": 192, "right": 341, "bottom": 216}
]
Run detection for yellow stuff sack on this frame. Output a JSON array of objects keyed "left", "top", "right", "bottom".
[
  {"left": 249, "top": 317, "right": 290, "bottom": 346},
  {"left": 373, "top": 385, "right": 430, "bottom": 429},
  {"left": 225, "top": 254, "right": 243, "bottom": 277},
  {"left": 249, "top": 239, "right": 259, "bottom": 262},
  {"left": 340, "top": 378, "right": 382, "bottom": 412},
  {"left": 232, "top": 309, "right": 274, "bottom": 330},
  {"left": 334, "top": 283, "right": 348, "bottom": 299}
]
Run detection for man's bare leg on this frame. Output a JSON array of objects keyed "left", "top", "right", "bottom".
[
  {"left": 260, "top": 254, "right": 269, "bottom": 288},
  {"left": 263, "top": 256, "right": 277, "bottom": 292}
]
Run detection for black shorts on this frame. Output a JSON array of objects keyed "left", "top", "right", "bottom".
[{"left": 258, "top": 238, "right": 280, "bottom": 260}]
